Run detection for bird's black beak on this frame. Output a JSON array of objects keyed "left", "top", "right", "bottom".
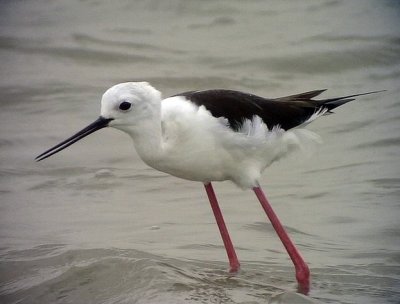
[{"left": 35, "top": 116, "right": 113, "bottom": 162}]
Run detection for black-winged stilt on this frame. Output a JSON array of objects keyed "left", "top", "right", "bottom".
[{"left": 35, "top": 82, "right": 380, "bottom": 292}]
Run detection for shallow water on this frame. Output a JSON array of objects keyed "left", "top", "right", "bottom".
[{"left": 1, "top": 0, "right": 400, "bottom": 303}]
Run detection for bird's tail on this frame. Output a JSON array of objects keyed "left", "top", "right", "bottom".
[
  {"left": 317, "top": 90, "right": 385, "bottom": 114},
  {"left": 275, "top": 89, "right": 384, "bottom": 110}
]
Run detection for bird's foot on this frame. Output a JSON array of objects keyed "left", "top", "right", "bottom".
[
  {"left": 228, "top": 262, "right": 241, "bottom": 274},
  {"left": 295, "top": 267, "right": 310, "bottom": 295}
]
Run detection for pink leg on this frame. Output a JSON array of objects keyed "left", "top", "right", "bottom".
[
  {"left": 204, "top": 182, "right": 240, "bottom": 272},
  {"left": 253, "top": 186, "right": 310, "bottom": 292}
]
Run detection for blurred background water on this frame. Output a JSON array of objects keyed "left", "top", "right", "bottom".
[{"left": 0, "top": 0, "right": 399, "bottom": 303}]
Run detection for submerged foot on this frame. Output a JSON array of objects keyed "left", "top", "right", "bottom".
[
  {"left": 228, "top": 262, "right": 240, "bottom": 274},
  {"left": 296, "top": 267, "right": 310, "bottom": 294}
]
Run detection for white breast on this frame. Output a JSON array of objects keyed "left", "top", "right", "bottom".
[{"left": 136, "top": 96, "right": 321, "bottom": 189}]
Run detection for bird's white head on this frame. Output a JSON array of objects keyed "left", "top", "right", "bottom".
[
  {"left": 100, "top": 82, "right": 162, "bottom": 131},
  {"left": 35, "top": 82, "right": 162, "bottom": 161}
]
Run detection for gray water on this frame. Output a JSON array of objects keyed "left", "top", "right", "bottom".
[{"left": 1, "top": 1, "right": 399, "bottom": 303}]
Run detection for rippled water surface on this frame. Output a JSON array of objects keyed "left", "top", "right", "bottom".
[{"left": 1, "top": 1, "right": 399, "bottom": 303}]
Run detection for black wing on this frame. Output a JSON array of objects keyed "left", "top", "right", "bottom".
[{"left": 173, "top": 89, "right": 378, "bottom": 131}]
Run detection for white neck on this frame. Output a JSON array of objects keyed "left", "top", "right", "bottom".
[{"left": 119, "top": 108, "right": 165, "bottom": 167}]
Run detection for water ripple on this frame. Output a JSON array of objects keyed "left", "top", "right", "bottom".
[
  {"left": 0, "top": 246, "right": 322, "bottom": 303},
  {"left": 0, "top": 36, "right": 159, "bottom": 64},
  {"left": 354, "top": 136, "right": 400, "bottom": 150},
  {"left": 216, "top": 44, "right": 400, "bottom": 74}
]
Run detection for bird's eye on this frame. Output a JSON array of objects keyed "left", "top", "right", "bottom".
[{"left": 119, "top": 101, "right": 132, "bottom": 111}]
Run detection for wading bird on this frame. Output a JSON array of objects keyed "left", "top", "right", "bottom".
[{"left": 36, "top": 82, "right": 380, "bottom": 292}]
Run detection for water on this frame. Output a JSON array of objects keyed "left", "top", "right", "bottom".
[{"left": 1, "top": 0, "right": 399, "bottom": 303}]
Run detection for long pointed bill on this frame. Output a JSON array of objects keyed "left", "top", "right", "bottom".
[{"left": 35, "top": 116, "right": 113, "bottom": 162}]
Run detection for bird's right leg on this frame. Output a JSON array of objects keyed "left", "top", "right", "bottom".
[{"left": 204, "top": 182, "right": 240, "bottom": 272}]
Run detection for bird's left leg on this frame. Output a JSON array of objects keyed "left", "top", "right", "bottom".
[
  {"left": 204, "top": 182, "right": 240, "bottom": 272},
  {"left": 253, "top": 185, "right": 310, "bottom": 292}
]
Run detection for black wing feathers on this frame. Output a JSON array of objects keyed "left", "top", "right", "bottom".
[
  {"left": 273, "top": 89, "right": 327, "bottom": 102},
  {"left": 175, "top": 89, "right": 380, "bottom": 131}
]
